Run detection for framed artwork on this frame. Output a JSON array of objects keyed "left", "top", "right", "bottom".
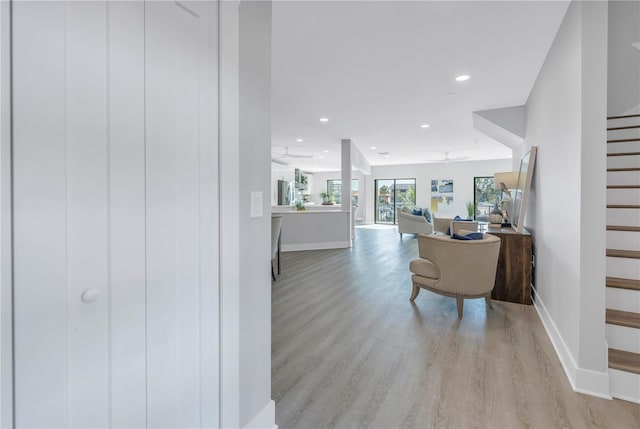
[
  {"left": 431, "top": 179, "right": 454, "bottom": 212},
  {"left": 511, "top": 146, "right": 537, "bottom": 233}
]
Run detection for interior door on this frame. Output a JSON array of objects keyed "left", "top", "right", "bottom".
[{"left": 11, "top": 1, "right": 219, "bottom": 426}]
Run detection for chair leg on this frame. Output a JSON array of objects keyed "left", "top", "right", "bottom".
[
  {"left": 400, "top": 232, "right": 403, "bottom": 240},
  {"left": 410, "top": 284, "right": 420, "bottom": 301},
  {"left": 272, "top": 265, "right": 276, "bottom": 281},
  {"left": 485, "top": 295, "right": 493, "bottom": 309},
  {"left": 456, "top": 296, "right": 464, "bottom": 319}
]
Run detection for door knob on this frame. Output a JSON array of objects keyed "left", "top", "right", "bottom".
[{"left": 81, "top": 289, "right": 101, "bottom": 303}]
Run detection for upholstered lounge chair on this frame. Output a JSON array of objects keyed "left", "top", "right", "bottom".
[
  {"left": 409, "top": 232, "right": 501, "bottom": 318},
  {"left": 397, "top": 207, "right": 433, "bottom": 238}
]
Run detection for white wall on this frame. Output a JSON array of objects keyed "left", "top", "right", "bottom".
[
  {"left": 524, "top": 0, "right": 609, "bottom": 397},
  {"left": 370, "top": 159, "right": 512, "bottom": 219},
  {"left": 608, "top": 0, "right": 640, "bottom": 116},
  {"left": 0, "top": 1, "right": 11, "bottom": 425},
  {"left": 238, "top": 1, "right": 274, "bottom": 427}
]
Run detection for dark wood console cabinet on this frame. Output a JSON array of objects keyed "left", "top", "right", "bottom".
[{"left": 487, "top": 227, "right": 532, "bottom": 305}]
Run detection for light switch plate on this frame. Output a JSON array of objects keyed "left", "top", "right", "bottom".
[{"left": 250, "top": 191, "right": 263, "bottom": 218}]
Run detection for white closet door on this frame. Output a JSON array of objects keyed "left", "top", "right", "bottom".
[
  {"left": 12, "top": 0, "right": 219, "bottom": 427},
  {"left": 13, "top": 1, "right": 147, "bottom": 427},
  {"left": 145, "top": 1, "right": 219, "bottom": 427}
]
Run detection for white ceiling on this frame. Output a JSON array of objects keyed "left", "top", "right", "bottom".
[{"left": 271, "top": 0, "right": 570, "bottom": 172}]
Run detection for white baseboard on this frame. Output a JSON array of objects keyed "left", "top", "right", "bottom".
[
  {"left": 532, "top": 288, "right": 611, "bottom": 399},
  {"left": 281, "top": 241, "right": 351, "bottom": 252},
  {"left": 243, "top": 399, "right": 277, "bottom": 429}
]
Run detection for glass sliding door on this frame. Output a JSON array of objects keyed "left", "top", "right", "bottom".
[{"left": 375, "top": 178, "right": 416, "bottom": 224}]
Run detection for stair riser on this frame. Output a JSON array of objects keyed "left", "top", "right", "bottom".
[
  {"left": 607, "top": 208, "right": 640, "bottom": 227},
  {"left": 609, "top": 368, "right": 640, "bottom": 403},
  {"left": 607, "top": 257, "right": 640, "bottom": 280},
  {"left": 606, "top": 324, "right": 640, "bottom": 354},
  {"left": 607, "top": 286, "right": 640, "bottom": 313},
  {"left": 608, "top": 170, "right": 640, "bottom": 185},
  {"left": 608, "top": 154, "right": 640, "bottom": 169},
  {"left": 607, "top": 230, "right": 640, "bottom": 251},
  {"left": 608, "top": 141, "right": 640, "bottom": 154},
  {"left": 608, "top": 116, "right": 640, "bottom": 128},
  {"left": 607, "top": 189, "right": 640, "bottom": 205},
  {"left": 608, "top": 127, "right": 640, "bottom": 138}
]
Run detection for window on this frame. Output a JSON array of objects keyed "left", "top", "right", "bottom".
[
  {"left": 326, "top": 179, "right": 358, "bottom": 205},
  {"left": 473, "top": 176, "right": 501, "bottom": 221}
]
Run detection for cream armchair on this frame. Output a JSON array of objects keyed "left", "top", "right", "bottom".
[
  {"left": 397, "top": 207, "right": 433, "bottom": 238},
  {"left": 409, "top": 232, "right": 501, "bottom": 318}
]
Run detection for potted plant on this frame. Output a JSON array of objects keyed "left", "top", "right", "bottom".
[
  {"left": 295, "top": 201, "right": 306, "bottom": 211},
  {"left": 466, "top": 201, "right": 475, "bottom": 220},
  {"left": 320, "top": 192, "right": 334, "bottom": 205}
]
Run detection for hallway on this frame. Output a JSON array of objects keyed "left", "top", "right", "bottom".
[{"left": 272, "top": 227, "right": 639, "bottom": 428}]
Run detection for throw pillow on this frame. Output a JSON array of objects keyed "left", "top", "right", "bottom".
[
  {"left": 451, "top": 232, "right": 484, "bottom": 240},
  {"left": 423, "top": 208, "right": 432, "bottom": 223},
  {"left": 412, "top": 208, "right": 423, "bottom": 216}
]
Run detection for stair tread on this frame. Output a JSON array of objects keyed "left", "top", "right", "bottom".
[
  {"left": 607, "top": 249, "right": 640, "bottom": 259},
  {"left": 607, "top": 276, "right": 640, "bottom": 291},
  {"left": 608, "top": 204, "right": 640, "bottom": 209},
  {"left": 608, "top": 114, "right": 640, "bottom": 120},
  {"left": 608, "top": 152, "right": 640, "bottom": 157},
  {"left": 606, "top": 309, "right": 640, "bottom": 329},
  {"left": 608, "top": 168, "right": 640, "bottom": 172},
  {"left": 609, "top": 348, "right": 640, "bottom": 375},
  {"left": 608, "top": 138, "right": 640, "bottom": 143},
  {"left": 607, "top": 226, "right": 640, "bottom": 232},
  {"left": 607, "top": 125, "right": 640, "bottom": 131},
  {"left": 607, "top": 185, "right": 640, "bottom": 189}
]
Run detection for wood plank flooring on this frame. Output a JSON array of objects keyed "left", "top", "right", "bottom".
[{"left": 272, "top": 226, "right": 640, "bottom": 428}]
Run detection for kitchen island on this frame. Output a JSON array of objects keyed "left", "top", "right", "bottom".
[{"left": 272, "top": 206, "right": 352, "bottom": 251}]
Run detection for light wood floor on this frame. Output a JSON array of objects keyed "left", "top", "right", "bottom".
[{"left": 272, "top": 226, "right": 640, "bottom": 428}]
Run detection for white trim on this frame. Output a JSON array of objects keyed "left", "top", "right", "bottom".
[
  {"left": 533, "top": 287, "right": 612, "bottom": 400},
  {"left": 219, "top": 1, "right": 241, "bottom": 428},
  {"left": 242, "top": 400, "right": 277, "bottom": 429},
  {"left": 281, "top": 241, "right": 351, "bottom": 252},
  {"left": 0, "top": 0, "right": 13, "bottom": 425}
]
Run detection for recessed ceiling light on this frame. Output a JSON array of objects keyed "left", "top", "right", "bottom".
[
  {"left": 370, "top": 146, "right": 376, "bottom": 150},
  {"left": 296, "top": 139, "right": 303, "bottom": 142},
  {"left": 455, "top": 75, "right": 470, "bottom": 82},
  {"left": 319, "top": 155, "right": 324, "bottom": 159},
  {"left": 421, "top": 124, "right": 430, "bottom": 129},
  {"left": 319, "top": 117, "right": 329, "bottom": 122},
  {"left": 385, "top": 155, "right": 391, "bottom": 158},
  {"left": 323, "top": 150, "right": 329, "bottom": 153}
]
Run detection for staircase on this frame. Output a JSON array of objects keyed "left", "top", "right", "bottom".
[{"left": 606, "top": 114, "right": 640, "bottom": 403}]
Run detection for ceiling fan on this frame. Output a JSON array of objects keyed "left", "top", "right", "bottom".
[
  {"left": 423, "top": 151, "right": 469, "bottom": 163},
  {"left": 276, "top": 146, "right": 313, "bottom": 159}
]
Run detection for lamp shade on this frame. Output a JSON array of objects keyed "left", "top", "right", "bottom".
[{"left": 494, "top": 171, "right": 520, "bottom": 190}]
